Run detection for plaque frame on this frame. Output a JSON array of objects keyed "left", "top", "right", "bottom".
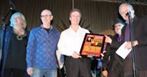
[{"left": 80, "top": 33, "right": 105, "bottom": 57}]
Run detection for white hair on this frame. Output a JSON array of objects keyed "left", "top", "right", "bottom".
[
  {"left": 119, "top": 3, "right": 135, "bottom": 19},
  {"left": 10, "top": 12, "right": 27, "bottom": 29},
  {"left": 127, "top": 3, "right": 135, "bottom": 19}
]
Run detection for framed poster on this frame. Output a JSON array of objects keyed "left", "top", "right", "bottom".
[{"left": 80, "top": 33, "right": 105, "bottom": 57}]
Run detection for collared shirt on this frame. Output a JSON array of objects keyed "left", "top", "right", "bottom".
[
  {"left": 26, "top": 26, "right": 60, "bottom": 69},
  {"left": 57, "top": 26, "right": 89, "bottom": 56}
]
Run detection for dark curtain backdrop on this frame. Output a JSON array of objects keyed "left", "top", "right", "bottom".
[{"left": 0, "top": 0, "right": 147, "bottom": 34}]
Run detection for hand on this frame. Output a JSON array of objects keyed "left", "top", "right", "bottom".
[
  {"left": 27, "top": 67, "right": 33, "bottom": 76},
  {"left": 105, "top": 35, "right": 112, "bottom": 44},
  {"left": 125, "top": 40, "right": 138, "bottom": 49},
  {"left": 132, "top": 40, "right": 138, "bottom": 47},
  {"left": 125, "top": 41, "right": 132, "bottom": 49},
  {"left": 102, "top": 70, "right": 108, "bottom": 77},
  {"left": 72, "top": 52, "right": 81, "bottom": 59}
]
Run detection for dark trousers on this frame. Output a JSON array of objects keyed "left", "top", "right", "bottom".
[
  {"left": 3, "top": 68, "right": 29, "bottom": 77},
  {"left": 109, "top": 54, "right": 134, "bottom": 77},
  {"left": 109, "top": 54, "right": 124, "bottom": 77},
  {"left": 64, "top": 56, "right": 92, "bottom": 77}
]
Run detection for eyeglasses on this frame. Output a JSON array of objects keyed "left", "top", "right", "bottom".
[{"left": 41, "top": 15, "right": 52, "bottom": 18}]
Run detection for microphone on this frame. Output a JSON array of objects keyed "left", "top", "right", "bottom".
[
  {"left": 9, "top": 0, "right": 16, "bottom": 10},
  {"left": 126, "top": 11, "right": 131, "bottom": 16}
]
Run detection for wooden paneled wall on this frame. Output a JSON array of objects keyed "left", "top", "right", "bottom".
[{"left": 0, "top": 0, "right": 147, "bottom": 34}]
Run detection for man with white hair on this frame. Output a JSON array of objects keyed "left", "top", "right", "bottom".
[
  {"left": 108, "top": 3, "right": 147, "bottom": 77},
  {"left": 102, "top": 2, "right": 147, "bottom": 77},
  {"left": 26, "top": 9, "right": 60, "bottom": 77}
]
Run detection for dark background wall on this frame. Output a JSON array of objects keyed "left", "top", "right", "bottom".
[{"left": 0, "top": 0, "right": 147, "bottom": 34}]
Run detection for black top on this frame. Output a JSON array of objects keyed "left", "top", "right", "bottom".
[{"left": 5, "top": 31, "right": 28, "bottom": 69}]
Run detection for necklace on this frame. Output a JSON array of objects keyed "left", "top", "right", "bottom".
[
  {"left": 16, "top": 35, "right": 23, "bottom": 40},
  {"left": 16, "top": 33, "right": 26, "bottom": 40}
]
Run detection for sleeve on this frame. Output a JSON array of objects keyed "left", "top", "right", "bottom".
[
  {"left": 102, "top": 43, "right": 113, "bottom": 71},
  {"left": 110, "top": 37, "right": 123, "bottom": 49},
  {"left": 136, "top": 18, "right": 147, "bottom": 46},
  {"left": 56, "top": 50, "right": 64, "bottom": 69},
  {"left": 26, "top": 30, "right": 36, "bottom": 68},
  {"left": 57, "top": 32, "right": 73, "bottom": 56},
  {"left": 0, "top": 28, "right": 2, "bottom": 61},
  {"left": 102, "top": 36, "right": 123, "bottom": 70}
]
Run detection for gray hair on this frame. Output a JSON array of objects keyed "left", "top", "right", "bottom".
[
  {"left": 119, "top": 3, "right": 135, "bottom": 19},
  {"left": 10, "top": 12, "right": 27, "bottom": 28}
]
